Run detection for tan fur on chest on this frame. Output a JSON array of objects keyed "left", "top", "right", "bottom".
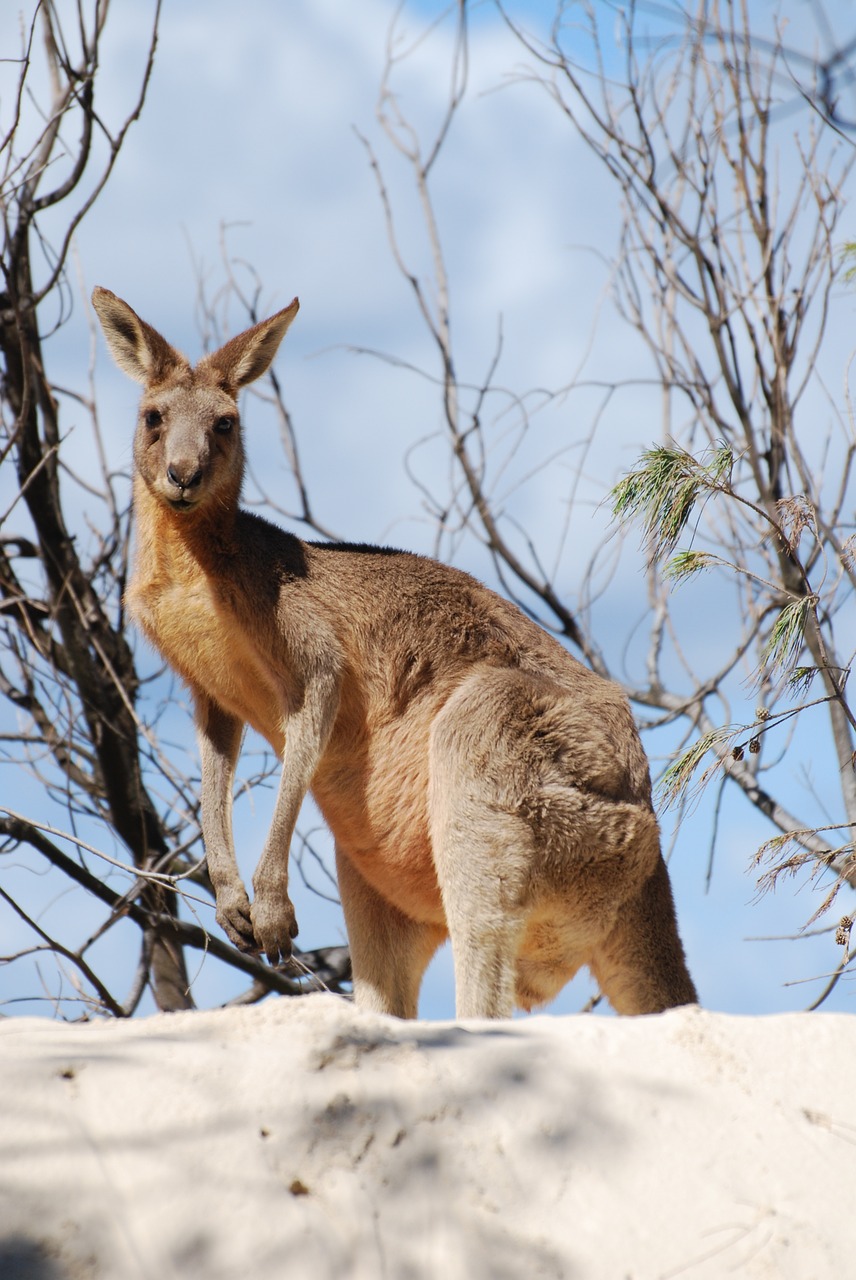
[{"left": 128, "top": 559, "right": 285, "bottom": 753}]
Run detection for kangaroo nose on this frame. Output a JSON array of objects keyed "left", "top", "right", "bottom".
[{"left": 166, "top": 464, "right": 203, "bottom": 490}]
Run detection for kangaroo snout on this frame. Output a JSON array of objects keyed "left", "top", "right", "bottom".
[{"left": 166, "top": 463, "right": 204, "bottom": 491}]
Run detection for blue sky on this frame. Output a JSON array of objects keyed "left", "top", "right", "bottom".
[{"left": 2, "top": 0, "right": 856, "bottom": 1019}]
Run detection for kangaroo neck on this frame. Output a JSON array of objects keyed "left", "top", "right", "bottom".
[{"left": 132, "top": 475, "right": 242, "bottom": 581}]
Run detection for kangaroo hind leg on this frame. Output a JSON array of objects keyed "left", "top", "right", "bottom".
[
  {"left": 428, "top": 674, "right": 540, "bottom": 1020},
  {"left": 336, "top": 847, "right": 446, "bottom": 1020}
]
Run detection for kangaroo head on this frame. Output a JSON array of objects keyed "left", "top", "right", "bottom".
[{"left": 92, "top": 287, "right": 299, "bottom": 516}]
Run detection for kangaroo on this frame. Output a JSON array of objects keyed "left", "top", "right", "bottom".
[{"left": 92, "top": 285, "right": 697, "bottom": 1019}]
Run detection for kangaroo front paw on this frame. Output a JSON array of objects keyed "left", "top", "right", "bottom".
[
  {"left": 215, "top": 885, "right": 256, "bottom": 953},
  {"left": 251, "top": 895, "right": 299, "bottom": 965}
]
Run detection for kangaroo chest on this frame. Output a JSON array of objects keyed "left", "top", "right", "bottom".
[{"left": 128, "top": 568, "right": 286, "bottom": 752}]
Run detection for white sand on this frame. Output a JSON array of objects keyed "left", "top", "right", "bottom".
[{"left": 2, "top": 996, "right": 854, "bottom": 1279}]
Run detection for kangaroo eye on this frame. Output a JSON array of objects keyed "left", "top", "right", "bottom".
[
  {"left": 214, "top": 415, "right": 234, "bottom": 434},
  {"left": 144, "top": 409, "right": 162, "bottom": 428}
]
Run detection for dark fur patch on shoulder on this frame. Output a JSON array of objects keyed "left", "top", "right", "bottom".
[{"left": 307, "top": 539, "right": 414, "bottom": 558}]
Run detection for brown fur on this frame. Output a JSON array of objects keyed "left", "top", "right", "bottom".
[{"left": 92, "top": 286, "right": 697, "bottom": 1018}]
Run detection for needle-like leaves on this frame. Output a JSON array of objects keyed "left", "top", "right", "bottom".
[
  {"left": 762, "top": 596, "right": 816, "bottom": 678},
  {"left": 611, "top": 443, "right": 734, "bottom": 560}
]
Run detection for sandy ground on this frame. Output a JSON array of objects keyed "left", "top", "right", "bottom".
[{"left": 2, "top": 995, "right": 854, "bottom": 1279}]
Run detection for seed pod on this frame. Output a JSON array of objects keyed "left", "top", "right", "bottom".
[{"left": 835, "top": 916, "right": 852, "bottom": 950}]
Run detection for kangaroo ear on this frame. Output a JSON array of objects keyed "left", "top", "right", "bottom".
[
  {"left": 91, "top": 287, "right": 186, "bottom": 386},
  {"left": 201, "top": 298, "right": 299, "bottom": 390}
]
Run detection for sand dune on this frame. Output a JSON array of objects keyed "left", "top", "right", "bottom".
[{"left": 2, "top": 996, "right": 854, "bottom": 1279}]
